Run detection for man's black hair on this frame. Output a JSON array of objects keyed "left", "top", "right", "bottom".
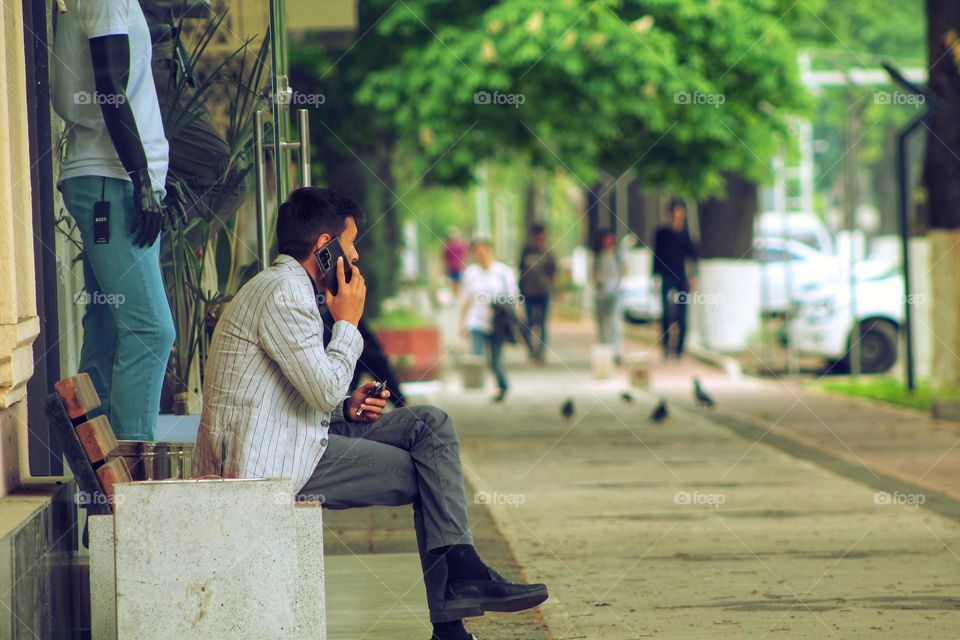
[
  {"left": 277, "top": 187, "right": 363, "bottom": 260},
  {"left": 530, "top": 223, "right": 546, "bottom": 235},
  {"left": 668, "top": 198, "right": 687, "bottom": 213}
]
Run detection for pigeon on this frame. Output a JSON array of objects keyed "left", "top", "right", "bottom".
[
  {"left": 561, "top": 398, "right": 575, "bottom": 419},
  {"left": 620, "top": 392, "right": 634, "bottom": 403},
  {"left": 693, "top": 378, "right": 715, "bottom": 408},
  {"left": 649, "top": 399, "right": 669, "bottom": 423}
]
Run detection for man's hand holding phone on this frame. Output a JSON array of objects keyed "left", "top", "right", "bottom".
[
  {"left": 326, "top": 257, "right": 366, "bottom": 327},
  {"left": 346, "top": 380, "right": 391, "bottom": 422}
]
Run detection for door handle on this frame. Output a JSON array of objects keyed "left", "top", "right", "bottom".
[
  {"left": 296, "top": 108, "right": 311, "bottom": 188},
  {"left": 253, "top": 109, "right": 270, "bottom": 270}
]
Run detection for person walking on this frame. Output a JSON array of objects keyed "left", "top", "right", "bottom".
[
  {"left": 518, "top": 223, "right": 556, "bottom": 363},
  {"left": 443, "top": 227, "right": 468, "bottom": 294},
  {"left": 460, "top": 239, "right": 519, "bottom": 403},
  {"left": 593, "top": 229, "right": 625, "bottom": 365},
  {"left": 653, "top": 200, "right": 699, "bottom": 360}
]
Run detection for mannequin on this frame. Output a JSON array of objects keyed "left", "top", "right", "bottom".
[{"left": 52, "top": 0, "right": 176, "bottom": 440}]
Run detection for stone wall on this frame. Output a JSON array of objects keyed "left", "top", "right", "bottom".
[{"left": 0, "top": 0, "right": 40, "bottom": 496}]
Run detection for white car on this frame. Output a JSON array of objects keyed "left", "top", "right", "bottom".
[
  {"left": 621, "top": 274, "right": 662, "bottom": 323},
  {"left": 755, "top": 211, "right": 834, "bottom": 255},
  {"left": 753, "top": 237, "right": 891, "bottom": 315},
  {"left": 788, "top": 269, "right": 904, "bottom": 373}
]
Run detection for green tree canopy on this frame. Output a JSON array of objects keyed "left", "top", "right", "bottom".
[{"left": 357, "top": 0, "right": 811, "bottom": 197}]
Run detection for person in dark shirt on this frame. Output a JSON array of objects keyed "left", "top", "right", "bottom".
[
  {"left": 653, "top": 200, "right": 698, "bottom": 359},
  {"left": 518, "top": 224, "right": 556, "bottom": 363},
  {"left": 319, "top": 304, "right": 408, "bottom": 407}
]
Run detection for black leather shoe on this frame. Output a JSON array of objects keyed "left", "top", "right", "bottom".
[
  {"left": 429, "top": 636, "right": 477, "bottom": 640},
  {"left": 443, "top": 567, "right": 548, "bottom": 617}
]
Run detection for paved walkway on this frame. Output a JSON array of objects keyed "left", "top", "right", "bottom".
[
  {"left": 326, "top": 315, "right": 960, "bottom": 639},
  {"left": 446, "top": 319, "right": 960, "bottom": 638}
]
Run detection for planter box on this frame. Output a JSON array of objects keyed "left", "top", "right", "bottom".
[{"left": 376, "top": 327, "right": 442, "bottom": 382}]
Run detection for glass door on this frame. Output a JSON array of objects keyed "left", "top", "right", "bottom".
[{"left": 254, "top": 0, "right": 311, "bottom": 269}]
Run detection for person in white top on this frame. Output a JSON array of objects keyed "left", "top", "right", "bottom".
[
  {"left": 51, "top": 0, "right": 175, "bottom": 439},
  {"left": 593, "top": 228, "right": 625, "bottom": 364},
  {"left": 459, "top": 239, "right": 520, "bottom": 402}
]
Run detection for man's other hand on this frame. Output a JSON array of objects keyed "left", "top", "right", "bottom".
[
  {"left": 346, "top": 381, "right": 391, "bottom": 422},
  {"left": 326, "top": 257, "right": 366, "bottom": 326}
]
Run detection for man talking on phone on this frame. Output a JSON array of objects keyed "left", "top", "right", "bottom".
[{"left": 194, "top": 187, "right": 547, "bottom": 640}]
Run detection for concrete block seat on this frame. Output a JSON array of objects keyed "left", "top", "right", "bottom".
[{"left": 90, "top": 478, "right": 326, "bottom": 640}]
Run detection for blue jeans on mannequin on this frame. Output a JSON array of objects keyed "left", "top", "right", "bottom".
[
  {"left": 469, "top": 329, "right": 508, "bottom": 393},
  {"left": 60, "top": 176, "right": 174, "bottom": 440}
]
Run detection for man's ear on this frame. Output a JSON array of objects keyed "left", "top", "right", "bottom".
[{"left": 314, "top": 233, "right": 333, "bottom": 252}]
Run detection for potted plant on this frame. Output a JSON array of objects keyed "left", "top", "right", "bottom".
[{"left": 370, "top": 307, "right": 443, "bottom": 382}]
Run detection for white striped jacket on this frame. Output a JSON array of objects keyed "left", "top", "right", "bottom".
[{"left": 193, "top": 253, "right": 364, "bottom": 492}]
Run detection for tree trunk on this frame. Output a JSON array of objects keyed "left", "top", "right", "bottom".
[
  {"left": 924, "top": 0, "right": 960, "bottom": 390},
  {"left": 924, "top": 0, "right": 960, "bottom": 231},
  {"left": 696, "top": 174, "right": 757, "bottom": 259}
]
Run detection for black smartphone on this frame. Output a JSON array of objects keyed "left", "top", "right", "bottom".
[
  {"left": 356, "top": 381, "right": 386, "bottom": 417},
  {"left": 314, "top": 237, "right": 353, "bottom": 296}
]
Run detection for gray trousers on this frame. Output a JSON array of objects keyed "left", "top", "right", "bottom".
[{"left": 298, "top": 405, "right": 473, "bottom": 623}]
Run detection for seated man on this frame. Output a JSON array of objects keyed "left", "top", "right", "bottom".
[{"left": 194, "top": 187, "right": 547, "bottom": 640}]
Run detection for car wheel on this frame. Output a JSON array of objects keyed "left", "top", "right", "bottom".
[{"left": 851, "top": 319, "right": 899, "bottom": 373}]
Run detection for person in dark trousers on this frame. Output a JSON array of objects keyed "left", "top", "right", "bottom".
[
  {"left": 319, "top": 306, "right": 409, "bottom": 407},
  {"left": 653, "top": 200, "right": 698, "bottom": 360},
  {"left": 518, "top": 224, "right": 556, "bottom": 363}
]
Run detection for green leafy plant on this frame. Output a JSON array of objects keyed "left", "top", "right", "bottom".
[{"left": 159, "top": 9, "right": 272, "bottom": 412}]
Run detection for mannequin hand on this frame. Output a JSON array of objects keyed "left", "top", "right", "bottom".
[
  {"left": 162, "top": 177, "right": 189, "bottom": 232},
  {"left": 130, "top": 168, "right": 163, "bottom": 247}
]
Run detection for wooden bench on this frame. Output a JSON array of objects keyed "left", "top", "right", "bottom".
[{"left": 45, "top": 373, "right": 131, "bottom": 516}]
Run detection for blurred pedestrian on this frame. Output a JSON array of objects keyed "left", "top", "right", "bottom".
[
  {"left": 653, "top": 200, "right": 699, "bottom": 360},
  {"left": 443, "top": 227, "right": 468, "bottom": 294},
  {"left": 593, "top": 229, "right": 625, "bottom": 364},
  {"left": 518, "top": 223, "right": 556, "bottom": 363},
  {"left": 460, "top": 239, "right": 519, "bottom": 402}
]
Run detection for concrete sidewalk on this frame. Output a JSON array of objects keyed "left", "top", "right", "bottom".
[
  {"left": 439, "top": 319, "right": 960, "bottom": 638},
  {"left": 645, "top": 336, "right": 960, "bottom": 513}
]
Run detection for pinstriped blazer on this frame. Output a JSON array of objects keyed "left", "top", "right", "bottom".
[{"left": 193, "top": 253, "right": 364, "bottom": 492}]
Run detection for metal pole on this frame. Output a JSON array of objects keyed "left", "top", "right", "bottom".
[
  {"left": 253, "top": 109, "right": 270, "bottom": 270},
  {"left": 844, "top": 93, "right": 866, "bottom": 378},
  {"left": 896, "top": 121, "right": 920, "bottom": 391},
  {"left": 297, "top": 108, "right": 311, "bottom": 188},
  {"left": 884, "top": 62, "right": 939, "bottom": 392}
]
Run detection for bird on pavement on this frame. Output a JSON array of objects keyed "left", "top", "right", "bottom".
[
  {"left": 561, "top": 398, "right": 575, "bottom": 419},
  {"left": 693, "top": 378, "right": 715, "bottom": 408},
  {"left": 620, "top": 392, "right": 634, "bottom": 403},
  {"left": 649, "top": 399, "right": 669, "bottom": 424}
]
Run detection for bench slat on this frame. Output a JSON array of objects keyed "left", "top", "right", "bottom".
[
  {"left": 96, "top": 458, "right": 131, "bottom": 504},
  {"left": 54, "top": 373, "right": 101, "bottom": 419},
  {"left": 75, "top": 415, "right": 119, "bottom": 463}
]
